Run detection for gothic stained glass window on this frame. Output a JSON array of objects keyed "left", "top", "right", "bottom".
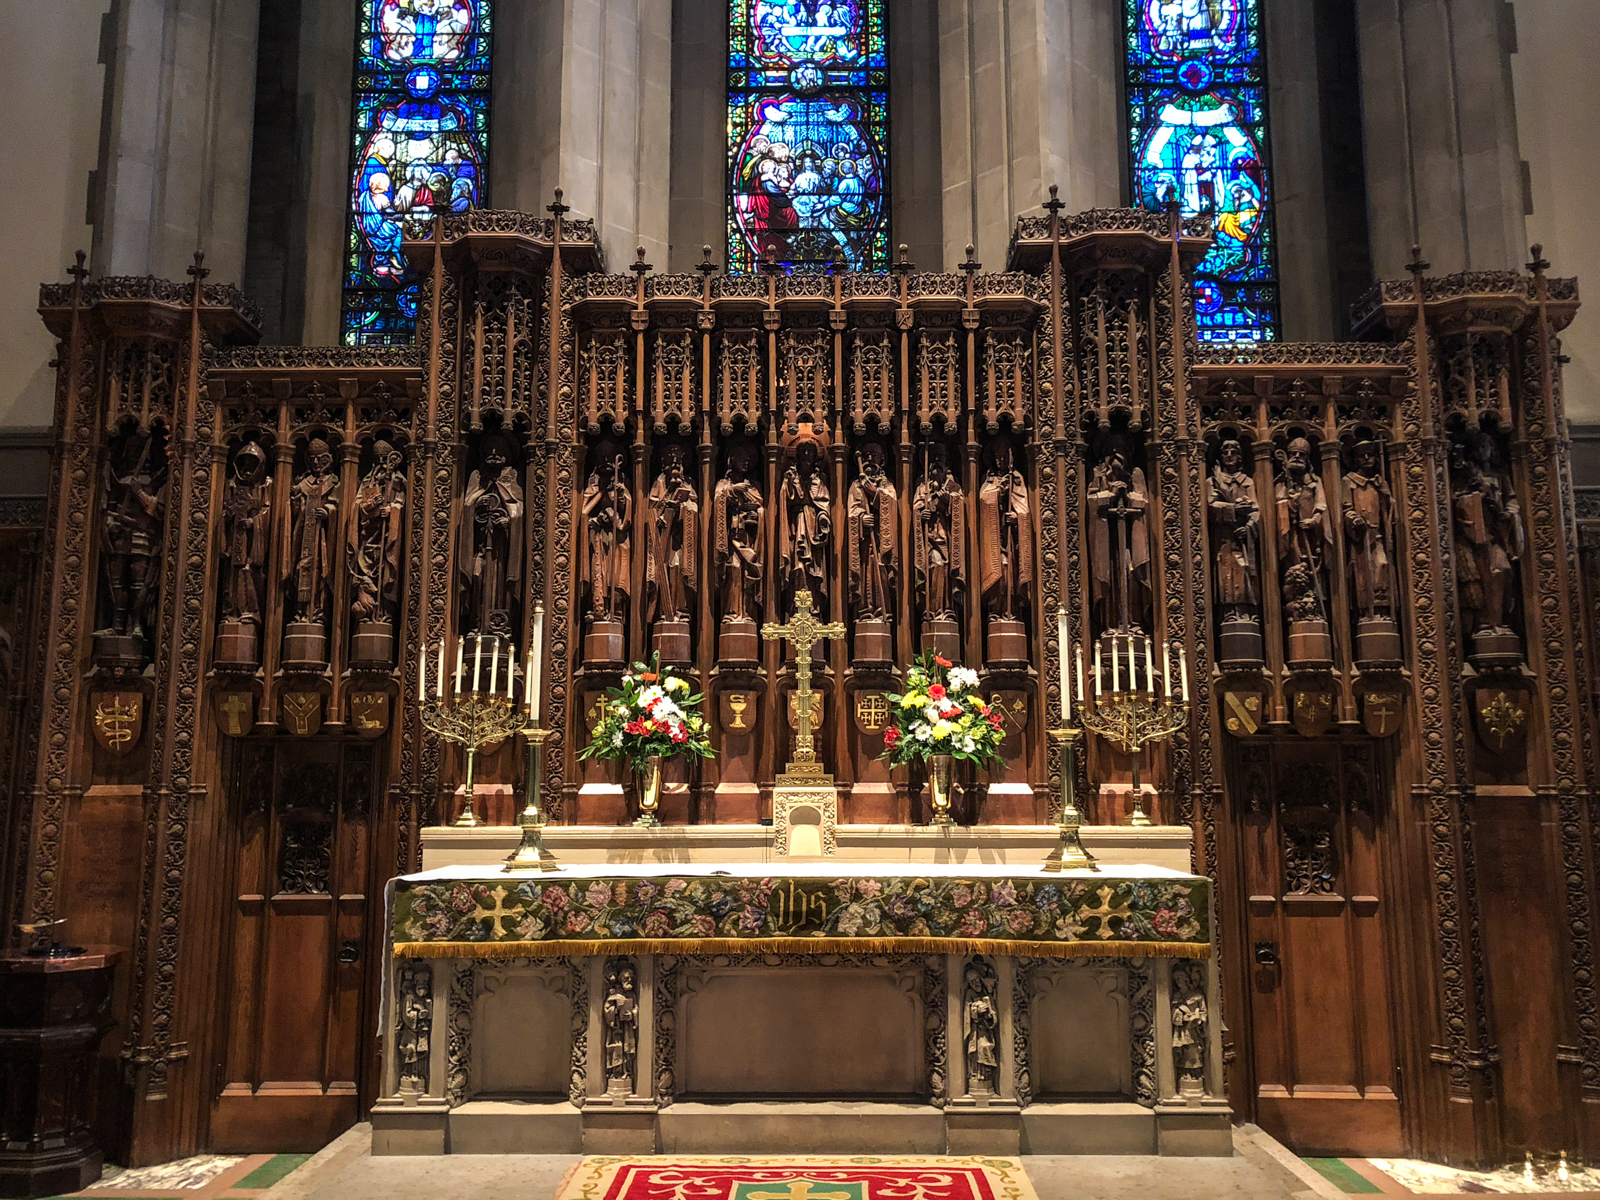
[
  {"left": 727, "top": 0, "right": 890, "bottom": 273},
  {"left": 1124, "top": 0, "right": 1279, "bottom": 342},
  {"left": 341, "top": 0, "right": 493, "bottom": 346}
]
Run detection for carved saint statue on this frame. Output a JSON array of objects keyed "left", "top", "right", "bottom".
[
  {"left": 1171, "top": 963, "right": 1208, "bottom": 1091},
  {"left": 1089, "top": 435, "right": 1150, "bottom": 631},
  {"left": 99, "top": 428, "right": 166, "bottom": 641},
  {"left": 602, "top": 960, "right": 639, "bottom": 1091},
  {"left": 459, "top": 430, "right": 524, "bottom": 636},
  {"left": 1274, "top": 437, "right": 1332, "bottom": 623},
  {"left": 714, "top": 441, "right": 765, "bottom": 624},
  {"left": 779, "top": 430, "right": 831, "bottom": 616},
  {"left": 581, "top": 443, "right": 632, "bottom": 624},
  {"left": 396, "top": 962, "right": 432, "bottom": 1095},
  {"left": 1341, "top": 440, "right": 1395, "bottom": 620},
  {"left": 1207, "top": 439, "right": 1260, "bottom": 620},
  {"left": 221, "top": 440, "right": 272, "bottom": 625},
  {"left": 1452, "top": 432, "right": 1524, "bottom": 634},
  {"left": 285, "top": 438, "right": 339, "bottom": 627},
  {"left": 348, "top": 439, "right": 407, "bottom": 625},
  {"left": 978, "top": 434, "right": 1033, "bottom": 622},
  {"left": 913, "top": 443, "right": 965, "bottom": 621},
  {"left": 962, "top": 957, "right": 1000, "bottom": 1095},
  {"left": 847, "top": 442, "right": 898, "bottom": 622},
  {"left": 645, "top": 444, "right": 699, "bottom": 625}
]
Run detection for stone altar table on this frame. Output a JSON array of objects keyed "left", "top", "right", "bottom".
[{"left": 374, "top": 861, "right": 1229, "bottom": 1158}]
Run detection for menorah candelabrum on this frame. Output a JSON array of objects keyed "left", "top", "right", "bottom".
[
  {"left": 419, "top": 627, "right": 530, "bottom": 832},
  {"left": 1064, "top": 614, "right": 1191, "bottom": 830}
]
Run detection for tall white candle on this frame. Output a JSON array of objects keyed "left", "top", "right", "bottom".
[
  {"left": 1144, "top": 635, "right": 1154, "bottom": 698},
  {"left": 530, "top": 604, "right": 545, "bottom": 720},
  {"left": 436, "top": 639, "right": 446, "bottom": 699},
  {"left": 1076, "top": 644, "right": 1085, "bottom": 712},
  {"left": 489, "top": 638, "right": 499, "bottom": 695},
  {"left": 1056, "top": 608, "right": 1071, "bottom": 721},
  {"left": 418, "top": 641, "right": 426, "bottom": 699},
  {"left": 523, "top": 650, "right": 532, "bottom": 712},
  {"left": 454, "top": 637, "right": 464, "bottom": 693},
  {"left": 471, "top": 634, "right": 482, "bottom": 693},
  {"left": 1180, "top": 645, "right": 1190, "bottom": 703},
  {"left": 1094, "top": 642, "right": 1102, "bottom": 696},
  {"left": 507, "top": 644, "right": 516, "bottom": 699},
  {"left": 1162, "top": 640, "right": 1172, "bottom": 699},
  {"left": 1111, "top": 636, "right": 1120, "bottom": 694}
]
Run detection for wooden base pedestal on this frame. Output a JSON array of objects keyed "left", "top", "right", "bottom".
[
  {"left": 986, "top": 619, "right": 1028, "bottom": 666},
  {"left": 584, "top": 620, "right": 625, "bottom": 665}
]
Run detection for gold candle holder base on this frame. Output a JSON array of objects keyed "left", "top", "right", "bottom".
[
  {"left": 505, "top": 727, "right": 559, "bottom": 873},
  {"left": 1043, "top": 727, "right": 1097, "bottom": 872}
]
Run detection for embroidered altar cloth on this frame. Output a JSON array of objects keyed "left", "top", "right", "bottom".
[{"left": 389, "top": 861, "right": 1211, "bottom": 960}]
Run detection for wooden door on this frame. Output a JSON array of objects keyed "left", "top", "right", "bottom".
[
  {"left": 1228, "top": 739, "right": 1405, "bottom": 1155},
  {"left": 209, "top": 740, "right": 378, "bottom": 1151}
]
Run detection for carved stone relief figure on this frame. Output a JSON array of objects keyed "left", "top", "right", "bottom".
[
  {"left": 978, "top": 432, "right": 1033, "bottom": 663},
  {"left": 962, "top": 956, "right": 1000, "bottom": 1096},
  {"left": 396, "top": 961, "right": 433, "bottom": 1096},
  {"left": 779, "top": 429, "right": 831, "bottom": 619},
  {"left": 645, "top": 444, "right": 699, "bottom": 661},
  {"left": 714, "top": 440, "right": 765, "bottom": 660},
  {"left": 96, "top": 426, "right": 167, "bottom": 659},
  {"left": 348, "top": 439, "right": 407, "bottom": 664},
  {"left": 1208, "top": 438, "right": 1262, "bottom": 664},
  {"left": 580, "top": 441, "right": 632, "bottom": 663},
  {"left": 1274, "top": 437, "right": 1333, "bottom": 663},
  {"left": 459, "top": 429, "right": 525, "bottom": 638},
  {"left": 283, "top": 438, "right": 339, "bottom": 664},
  {"left": 1451, "top": 430, "right": 1525, "bottom": 665},
  {"left": 847, "top": 441, "right": 898, "bottom": 661},
  {"left": 602, "top": 958, "right": 639, "bottom": 1096},
  {"left": 1088, "top": 434, "right": 1151, "bottom": 634},
  {"left": 1341, "top": 439, "right": 1401, "bottom": 663},
  {"left": 913, "top": 443, "right": 965, "bottom": 659},
  {"left": 218, "top": 440, "right": 272, "bottom": 666},
  {"left": 1170, "top": 960, "right": 1208, "bottom": 1096}
]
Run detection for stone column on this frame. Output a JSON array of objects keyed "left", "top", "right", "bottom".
[
  {"left": 937, "top": 0, "right": 1123, "bottom": 271},
  {"left": 494, "top": 0, "right": 673, "bottom": 270},
  {"left": 1356, "top": 0, "right": 1527, "bottom": 276},
  {"left": 667, "top": 0, "right": 727, "bottom": 272},
  {"left": 93, "top": 0, "right": 262, "bottom": 286}
]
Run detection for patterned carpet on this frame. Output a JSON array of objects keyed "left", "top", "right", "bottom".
[
  {"left": 55, "top": 1153, "right": 312, "bottom": 1199},
  {"left": 552, "top": 1156, "right": 1038, "bottom": 1200}
]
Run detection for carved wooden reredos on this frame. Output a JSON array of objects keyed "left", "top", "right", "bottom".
[{"left": 17, "top": 205, "right": 1597, "bottom": 1165}]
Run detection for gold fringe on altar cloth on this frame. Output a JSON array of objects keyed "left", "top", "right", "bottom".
[{"left": 391, "top": 935, "right": 1212, "bottom": 960}]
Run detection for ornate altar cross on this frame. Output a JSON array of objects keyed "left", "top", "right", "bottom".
[{"left": 761, "top": 589, "right": 845, "bottom": 765}]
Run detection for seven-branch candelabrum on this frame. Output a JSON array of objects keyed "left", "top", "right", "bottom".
[
  {"left": 1056, "top": 611, "right": 1191, "bottom": 830},
  {"left": 418, "top": 620, "right": 541, "bottom": 830}
]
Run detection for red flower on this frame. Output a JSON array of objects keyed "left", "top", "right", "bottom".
[
  {"left": 625, "top": 719, "right": 645, "bottom": 736},
  {"left": 640, "top": 672, "right": 659, "bottom": 683},
  {"left": 934, "top": 655, "right": 953, "bottom": 668},
  {"left": 884, "top": 726, "right": 901, "bottom": 746},
  {"left": 927, "top": 683, "right": 947, "bottom": 700},
  {"left": 988, "top": 711, "right": 1004, "bottom": 728}
]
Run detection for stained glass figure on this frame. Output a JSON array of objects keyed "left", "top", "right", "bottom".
[
  {"left": 1124, "top": 0, "right": 1278, "bottom": 342},
  {"left": 727, "top": 0, "right": 890, "bottom": 273},
  {"left": 341, "top": 0, "right": 493, "bottom": 346}
]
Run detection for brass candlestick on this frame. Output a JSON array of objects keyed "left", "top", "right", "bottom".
[
  {"left": 505, "top": 725, "right": 558, "bottom": 871},
  {"left": 419, "top": 684, "right": 526, "bottom": 828},
  {"left": 1043, "top": 728, "right": 1097, "bottom": 871},
  {"left": 1078, "top": 691, "right": 1189, "bottom": 828}
]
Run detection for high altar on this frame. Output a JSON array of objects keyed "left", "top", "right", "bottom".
[{"left": 14, "top": 193, "right": 1596, "bottom": 1169}]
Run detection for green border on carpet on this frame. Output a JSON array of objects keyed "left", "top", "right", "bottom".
[
  {"left": 232, "top": 1153, "right": 314, "bottom": 1189},
  {"left": 1302, "top": 1158, "right": 1383, "bottom": 1194}
]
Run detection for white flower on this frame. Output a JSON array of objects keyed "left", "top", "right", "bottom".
[
  {"left": 949, "top": 666, "right": 980, "bottom": 692},
  {"left": 960, "top": 737, "right": 976, "bottom": 754},
  {"left": 639, "top": 685, "right": 666, "bottom": 707},
  {"left": 914, "top": 726, "right": 931, "bottom": 741},
  {"left": 924, "top": 704, "right": 943, "bottom": 725},
  {"left": 611, "top": 731, "right": 624, "bottom": 747}
]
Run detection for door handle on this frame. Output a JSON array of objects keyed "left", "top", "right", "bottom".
[
  {"left": 1253, "top": 940, "right": 1279, "bottom": 967},
  {"left": 338, "top": 939, "right": 361, "bottom": 965}
]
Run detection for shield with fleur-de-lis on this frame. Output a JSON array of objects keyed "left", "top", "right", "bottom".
[{"left": 1473, "top": 686, "right": 1531, "bottom": 756}]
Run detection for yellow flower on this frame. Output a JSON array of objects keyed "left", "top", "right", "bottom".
[
  {"left": 932, "top": 720, "right": 954, "bottom": 739},
  {"left": 901, "top": 693, "right": 924, "bottom": 710}
]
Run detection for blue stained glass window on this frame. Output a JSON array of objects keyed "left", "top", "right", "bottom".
[
  {"left": 727, "top": 0, "right": 890, "bottom": 273},
  {"left": 1124, "top": 0, "right": 1279, "bottom": 342},
  {"left": 341, "top": 0, "right": 493, "bottom": 346}
]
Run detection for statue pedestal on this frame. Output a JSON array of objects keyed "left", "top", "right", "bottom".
[
  {"left": 652, "top": 619, "right": 691, "bottom": 664},
  {"left": 1354, "top": 616, "right": 1402, "bottom": 665},
  {"left": 1217, "top": 616, "right": 1263, "bottom": 666},
  {"left": 1471, "top": 626, "right": 1522, "bottom": 669},
  {"left": 1285, "top": 619, "right": 1332, "bottom": 665},
  {"left": 91, "top": 633, "right": 143, "bottom": 667},
  {"left": 985, "top": 619, "right": 1029, "bottom": 667},
  {"left": 718, "top": 619, "right": 759, "bottom": 662},
  {"left": 853, "top": 619, "right": 892, "bottom": 664},
  {"left": 921, "top": 618, "right": 961, "bottom": 662},
  {"left": 584, "top": 620, "right": 625, "bottom": 665},
  {"left": 215, "top": 619, "right": 259, "bottom": 666},
  {"left": 282, "top": 620, "right": 327, "bottom": 667},
  {"left": 351, "top": 619, "right": 394, "bottom": 666}
]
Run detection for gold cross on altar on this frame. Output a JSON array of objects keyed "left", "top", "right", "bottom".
[{"left": 761, "top": 589, "right": 845, "bottom": 764}]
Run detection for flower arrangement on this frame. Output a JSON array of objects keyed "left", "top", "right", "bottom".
[
  {"left": 879, "top": 650, "right": 1007, "bottom": 768},
  {"left": 578, "top": 654, "right": 715, "bottom": 774}
]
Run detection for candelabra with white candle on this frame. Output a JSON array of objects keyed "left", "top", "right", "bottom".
[
  {"left": 418, "top": 631, "right": 525, "bottom": 829},
  {"left": 505, "top": 603, "right": 558, "bottom": 871},
  {"left": 1044, "top": 608, "right": 1097, "bottom": 872},
  {"left": 1079, "top": 630, "right": 1190, "bottom": 828}
]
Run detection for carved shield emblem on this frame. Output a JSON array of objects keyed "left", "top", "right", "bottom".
[
  {"left": 350, "top": 691, "right": 390, "bottom": 737},
  {"left": 281, "top": 691, "right": 323, "bottom": 737},
  {"left": 212, "top": 688, "right": 255, "bottom": 738},
  {"left": 787, "top": 690, "right": 825, "bottom": 731},
  {"left": 1361, "top": 691, "right": 1405, "bottom": 738},
  {"left": 1292, "top": 688, "right": 1335, "bottom": 737},
  {"left": 1221, "top": 690, "right": 1264, "bottom": 737},
  {"left": 91, "top": 691, "right": 143, "bottom": 755},
  {"left": 854, "top": 692, "right": 890, "bottom": 734},
  {"left": 1473, "top": 687, "right": 1530, "bottom": 755},
  {"left": 719, "top": 690, "right": 758, "bottom": 735}
]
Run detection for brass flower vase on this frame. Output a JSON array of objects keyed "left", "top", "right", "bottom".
[
  {"left": 636, "top": 754, "right": 663, "bottom": 828},
  {"left": 928, "top": 753, "right": 955, "bottom": 828}
]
